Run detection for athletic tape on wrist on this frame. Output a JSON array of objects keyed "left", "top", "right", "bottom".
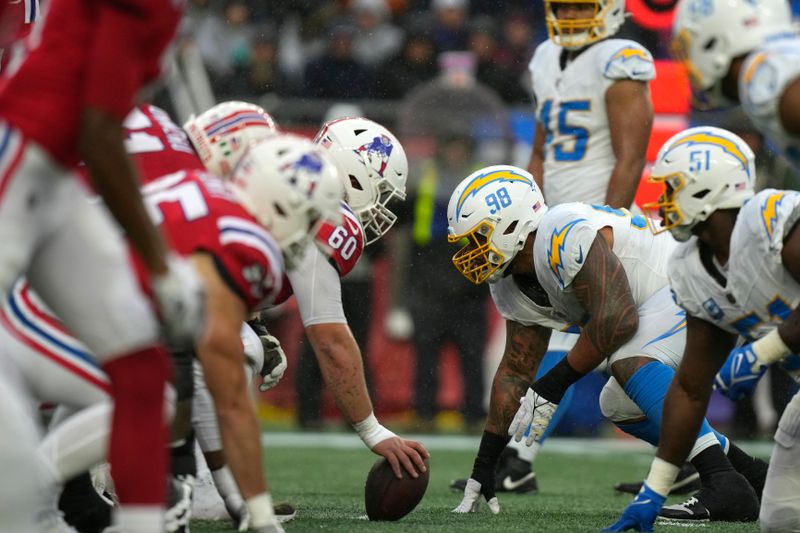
[
  {"left": 753, "top": 329, "right": 791, "bottom": 365},
  {"left": 644, "top": 457, "right": 680, "bottom": 497},
  {"left": 246, "top": 492, "right": 275, "bottom": 528},
  {"left": 353, "top": 412, "right": 396, "bottom": 449}
]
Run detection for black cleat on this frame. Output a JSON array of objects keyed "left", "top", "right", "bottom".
[
  {"left": 659, "top": 471, "right": 759, "bottom": 523},
  {"left": 615, "top": 463, "right": 701, "bottom": 496},
  {"left": 449, "top": 447, "right": 539, "bottom": 494}
]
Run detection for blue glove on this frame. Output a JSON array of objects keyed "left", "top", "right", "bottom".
[
  {"left": 603, "top": 482, "right": 666, "bottom": 532},
  {"left": 714, "top": 344, "right": 768, "bottom": 401}
]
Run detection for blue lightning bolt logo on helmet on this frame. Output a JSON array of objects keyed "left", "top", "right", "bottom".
[{"left": 447, "top": 165, "right": 548, "bottom": 285}]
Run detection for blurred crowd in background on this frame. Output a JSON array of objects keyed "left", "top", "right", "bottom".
[{"left": 171, "top": 0, "right": 800, "bottom": 439}]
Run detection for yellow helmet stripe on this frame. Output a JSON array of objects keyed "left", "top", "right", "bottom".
[
  {"left": 668, "top": 132, "right": 750, "bottom": 176},
  {"left": 455, "top": 169, "right": 532, "bottom": 219},
  {"left": 743, "top": 53, "right": 768, "bottom": 84}
]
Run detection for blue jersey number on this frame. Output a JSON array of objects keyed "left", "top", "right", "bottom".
[
  {"left": 731, "top": 296, "right": 793, "bottom": 339},
  {"left": 591, "top": 204, "right": 647, "bottom": 229},
  {"left": 539, "top": 99, "right": 591, "bottom": 162},
  {"left": 485, "top": 187, "right": 512, "bottom": 214},
  {"left": 689, "top": 150, "right": 711, "bottom": 173}
]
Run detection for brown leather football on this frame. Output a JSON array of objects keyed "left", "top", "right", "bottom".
[{"left": 364, "top": 457, "right": 430, "bottom": 521}]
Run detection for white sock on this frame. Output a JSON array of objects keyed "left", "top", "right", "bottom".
[
  {"left": 114, "top": 505, "right": 164, "bottom": 532},
  {"left": 509, "top": 438, "right": 541, "bottom": 465},
  {"left": 211, "top": 465, "right": 243, "bottom": 508}
]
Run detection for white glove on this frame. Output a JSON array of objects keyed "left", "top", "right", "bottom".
[
  {"left": 508, "top": 388, "right": 558, "bottom": 446},
  {"left": 258, "top": 334, "right": 287, "bottom": 392},
  {"left": 151, "top": 254, "right": 205, "bottom": 351},
  {"left": 452, "top": 478, "right": 500, "bottom": 514}
]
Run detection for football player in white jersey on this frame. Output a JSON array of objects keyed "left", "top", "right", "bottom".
[
  {"left": 606, "top": 127, "right": 798, "bottom": 531},
  {"left": 478, "top": 0, "right": 656, "bottom": 493},
  {"left": 447, "top": 165, "right": 765, "bottom": 520},
  {"left": 528, "top": 0, "right": 654, "bottom": 208},
  {"left": 672, "top": 0, "right": 800, "bottom": 167},
  {"left": 183, "top": 110, "right": 429, "bottom": 526}
]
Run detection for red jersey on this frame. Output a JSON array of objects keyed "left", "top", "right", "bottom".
[
  {"left": 141, "top": 170, "right": 284, "bottom": 310},
  {"left": 273, "top": 203, "right": 364, "bottom": 305},
  {"left": 0, "top": 0, "right": 37, "bottom": 70},
  {"left": 0, "top": 0, "right": 182, "bottom": 167},
  {"left": 124, "top": 104, "right": 204, "bottom": 183}
]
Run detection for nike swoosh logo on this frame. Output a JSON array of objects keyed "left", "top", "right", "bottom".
[
  {"left": 576, "top": 246, "right": 584, "bottom": 264},
  {"left": 631, "top": 499, "right": 652, "bottom": 506},
  {"left": 501, "top": 473, "right": 535, "bottom": 491}
]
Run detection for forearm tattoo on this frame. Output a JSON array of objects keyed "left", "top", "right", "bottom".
[{"left": 486, "top": 321, "right": 549, "bottom": 434}]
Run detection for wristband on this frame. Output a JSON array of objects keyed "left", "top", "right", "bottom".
[
  {"left": 353, "top": 412, "right": 396, "bottom": 449},
  {"left": 532, "top": 357, "right": 584, "bottom": 403},
  {"left": 644, "top": 457, "right": 680, "bottom": 497},
  {"left": 470, "top": 431, "right": 510, "bottom": 500},
  {"left": 753, "top": 329, "right": 791, "bottom": 365},
  {"left": 246, "top": 492, "right": 275, "bottom": 528}
]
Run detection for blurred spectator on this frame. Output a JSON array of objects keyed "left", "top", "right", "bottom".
[
  {"left": 495, "top": 11, "right": 540, "bottom": 97},
  {"left": 221, "top": 27, "right": 292, "bottom": 98},
  {"left": 431, "top": 0, "right": 470, "bottom": 53},
  {"left": 405, "top": 126, "right": 488, "bottom": 432},
  {"left": 350, "top": 0, "right": 404, "bottom": 68},
  {"left": 376, "top": 28, "right": 438, "bottom": 99},
  {"left": 468, "top": 16, "right": 528, "bottom": 103},
  {"left": 304, "top": 24, "right": 376, "bottom": 99},
  {"left": 192, "top": 0, "right": 255, "bottom": 81}
]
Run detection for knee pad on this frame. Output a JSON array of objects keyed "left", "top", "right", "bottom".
[{"left": 599, "top": 377, "right": 644, "bottom": 423}]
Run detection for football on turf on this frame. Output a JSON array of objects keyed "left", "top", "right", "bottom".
[{"left": 364, "top": 457, "right": 430, "bottom": 520}]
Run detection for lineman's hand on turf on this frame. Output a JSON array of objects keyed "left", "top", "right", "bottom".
[
  {"left": 714, "top": 344, "right": 768, "bottom": 401},
  {"left": 152, "top": 254, "right": 206, "bottom": 351},
  {"left": 373, "top": 436, "right": 429, "bottom": 479},
  {"left": 508, "top": 388, "right": 557, "bottom": 445},
  {"left": 258, "top": 334, "right": 287, "bottom": 392},
  {"left": 603, "top": 481, "right": 666, "bottom": 532},
  {"left": 452, "top": 478, "right": 500, "bottom": 514}
]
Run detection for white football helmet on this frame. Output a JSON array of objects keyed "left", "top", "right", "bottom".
[
  {"left": 447, "top": 165, "right": 548, "bottom": 284},
  {"left": 644, "top": 126, "right": 755, "bottom": 242},
  {"left": 184, "top": 101, "right": 278, "bottom": 179},
  {"left": 672, "top": 0, "right": 793, "bottom": 106},
  {"left": 230, "top": 134, "right": 344, "bottom": 267},
  {"left": 313, "top": 117, "right": 407, "bottom": 245},
  {"left": 545, "top": 0, "right": 626, "bottom": 50}
]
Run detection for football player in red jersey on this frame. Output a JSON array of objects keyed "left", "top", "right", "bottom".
[
  {"left": 184, "top": 111, "right": 430, "bottom": 522},
  {"left": 0, "top": 0, "right": 204, "bottom": 529},
  {"left": 0, "top": 0, "right": 38, "bottom": 71},
  {"left": 0, "top": 104, "right": 343, "bottom": 532}
]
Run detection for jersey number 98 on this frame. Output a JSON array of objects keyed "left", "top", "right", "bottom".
[{"left": 485, "top": 187, "right": 512, "bottom": 214}]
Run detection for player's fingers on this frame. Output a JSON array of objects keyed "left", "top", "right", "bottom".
[
  {"left": 397, "top": 447, "right": 420, "bottom": 478},
  {"left": 406, "top": 439, "right": 430, "bottom": 460},
  {"left": 403, "top": 444, "right": 427, "bottom": 473},
  {"left": 385, "top": 451, "right": 403, "bottom": 479}
]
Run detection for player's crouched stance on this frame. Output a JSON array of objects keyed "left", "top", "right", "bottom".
[
  {"left": 445, "top": 165, "right": 765, "bottom": 521},
  {"left": 606, "top": 127, "right": 791, "bottom": 532}
]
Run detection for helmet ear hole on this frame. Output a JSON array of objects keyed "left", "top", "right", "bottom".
[
  {"left": 692, "top": 189, "right": 711, "bottom": 199},
  {"left": 703, "top": 37, "right": 717, "bottom": 51},
  {"left": 273, "top": 202, "right": 287, "bottom": 217},
  {"left": 353, "top": 128, "right": 367, "bottom": 135},
  {"left": 503, "top": 220, "right": 519, "bottom": 235},
  {"left": 349, "top": 175, "right": 364, "bottom": 190}
]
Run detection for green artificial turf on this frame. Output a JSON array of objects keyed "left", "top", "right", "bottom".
[{"left": 191, "top": 436, "right": 766, "bottom": 532}]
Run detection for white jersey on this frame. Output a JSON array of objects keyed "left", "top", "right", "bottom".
[
  {"left": 740, "top": 36, "right": 800, "bottom": 169},
  {"left": 728, "top": 189, "right": 800, "bottom": 337},
  {"left": 532, "top": 203, "right": 676, "bottom": 325},
  {"left": 669, "top": 238, "right": 773, "bottom": 340},
  {"left": 529, "top": 39, "right": 655, "bottom": 205}
]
